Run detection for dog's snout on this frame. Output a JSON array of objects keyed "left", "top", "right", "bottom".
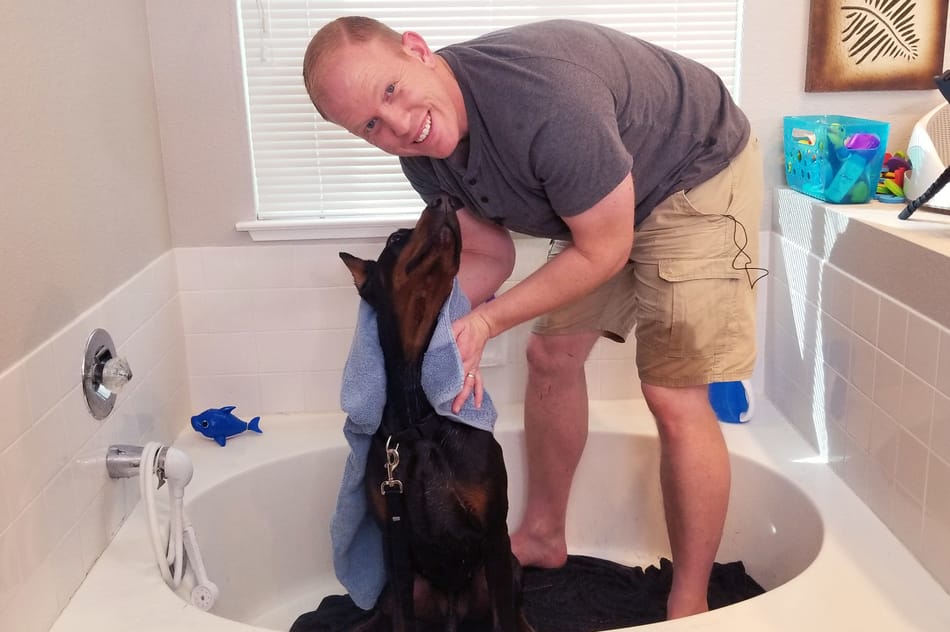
[
  {"left": 427, "top": 195, "right": 463, "bottom": 215},
  {"left": 437, "top": 223, "right": 455, "bottom": 247},
  {"left": 417, "top": 196, "right": 461, "bottom": 241},
  {"left": 444, "top": 195, "right": 464, "bottom": 211}
]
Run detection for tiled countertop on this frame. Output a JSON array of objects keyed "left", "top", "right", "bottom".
[{"left": 774, "top": 188, "right": 950, "bottom": 328}]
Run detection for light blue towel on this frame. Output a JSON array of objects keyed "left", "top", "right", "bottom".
[{"left": 331, "top": 278, "right": 497, "bottom": 609}]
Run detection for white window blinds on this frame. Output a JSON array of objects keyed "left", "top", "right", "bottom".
[{"left": 239, "top": 1, "right": 743, "bottom": 222}]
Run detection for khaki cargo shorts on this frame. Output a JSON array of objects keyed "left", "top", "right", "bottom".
[{"left": 533, "top": 137, "right": 764, "bottom": 387}]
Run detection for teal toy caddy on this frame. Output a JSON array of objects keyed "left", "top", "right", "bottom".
[{"left": 783, "top": 115, "right": 890, "bottom": 204}]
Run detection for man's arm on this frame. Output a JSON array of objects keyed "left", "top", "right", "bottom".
[
  {"left": 450, "top": 173, "right": 635, "bottom": 410},
  {"left": 474, "top": 173, "right": 635, "bottom": 337},
  {"left": 457, "top": 207, "right": 515, "bottom": 307}
]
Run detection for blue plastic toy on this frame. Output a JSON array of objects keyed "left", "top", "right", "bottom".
[
  {"left": 191, "top": 406, "right": 262, "bottom": 446},
  {"left": 708, "top": 381, "right": 753, "bottom": 424}
]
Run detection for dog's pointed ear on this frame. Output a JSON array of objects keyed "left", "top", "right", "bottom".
[{"left": 339, "top": 252, "right": 370, "bottom": 288}]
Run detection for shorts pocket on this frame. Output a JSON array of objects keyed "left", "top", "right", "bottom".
[
  {"left": 646, "top": 258, "right": 745, "bottom": 359},
  {"left": 658, "top": 258, "right": 746, "bottom": 282}
]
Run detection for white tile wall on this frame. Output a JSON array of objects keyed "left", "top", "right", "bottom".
[
  {"left": 0, "top": 252, "right": 190, "bottom": 632},
  {"left": 177, "top": 238, "right": 643, "bottom": 414},
  {"left": 768, "top": 229, "right": 950, "bottom": 593}
]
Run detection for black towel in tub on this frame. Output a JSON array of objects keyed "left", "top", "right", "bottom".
[{"left": 289, "top": 555, "right": 765, "bottom": 632}]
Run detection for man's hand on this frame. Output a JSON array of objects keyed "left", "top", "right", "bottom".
[{"left": 451, "top": 309, "right": 492, "bottom": 413}]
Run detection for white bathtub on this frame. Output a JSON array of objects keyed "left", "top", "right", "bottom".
[{"left": 52, "top": 398, "right": 950, "bottom": 631}]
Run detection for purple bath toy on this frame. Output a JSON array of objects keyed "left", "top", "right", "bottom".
[{"left": 844, "top": 133, "right": 881, "bottom": 151}]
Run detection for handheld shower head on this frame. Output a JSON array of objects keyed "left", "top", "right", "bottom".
[
  {"left": 161, "top": 447, "right": 194, "bottom": 499},
  {"left": 132, "top": 442, "right": 217, "bottom": 610}
]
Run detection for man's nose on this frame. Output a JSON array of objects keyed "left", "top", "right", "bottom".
[{"left": 381, "top": 107, "right": 412, "bottom": 137}]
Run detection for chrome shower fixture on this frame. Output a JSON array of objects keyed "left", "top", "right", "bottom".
[
  {"left": 82, "top": 328, "right": 133, "bottom": 420},
  {"left": 106, "top": 442, "right": 218, "bottom": 610},
  {"left": 106, "top": 444, "right": 148, "bottom": 480}
]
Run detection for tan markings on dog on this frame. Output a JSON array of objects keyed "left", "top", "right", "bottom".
[{"left": 454, "top": 483, "right": 489, "bottom": 519}]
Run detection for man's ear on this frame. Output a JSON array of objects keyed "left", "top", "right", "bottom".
[{"left": 401, "top": 31, "right": 434, "bottom": 65}]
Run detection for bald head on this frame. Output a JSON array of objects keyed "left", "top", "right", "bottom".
[{"left": 302, "top": 16, "right": 403, "bottom": 118}]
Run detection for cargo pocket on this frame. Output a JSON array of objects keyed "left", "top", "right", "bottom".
[{"left": 650, "top": 258, "right": 746, "bottom": 359}]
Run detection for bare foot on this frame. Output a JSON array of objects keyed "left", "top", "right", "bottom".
[
  {"left": 665, "top": 593, "right": 708, "bottom": 620},
  {"left": 510, "top": 530, "right": 568, "bottom": 568}
]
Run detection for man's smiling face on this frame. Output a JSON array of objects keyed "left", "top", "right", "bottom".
[{"left": 312, "top": 33, "right": 466, "bottom": 159}]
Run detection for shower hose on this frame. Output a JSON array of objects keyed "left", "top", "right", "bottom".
[{"left": 140, "top": 441, "right": 219, "bottom": 611}]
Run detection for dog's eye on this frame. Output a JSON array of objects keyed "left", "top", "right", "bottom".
[{"left": 387, "top": 230, "right": 410, "bottom": 248}]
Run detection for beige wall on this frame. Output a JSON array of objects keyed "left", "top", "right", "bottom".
[
  {"left": 145, "top": 0, "right": 256, "bottom": 248},
  {"left": 0, "top": 1, "right": 171, "bottom": 372}
]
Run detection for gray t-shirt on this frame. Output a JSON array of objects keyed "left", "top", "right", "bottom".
[{"left": 400, "top": 20, "right": 750, "bottom": 239}]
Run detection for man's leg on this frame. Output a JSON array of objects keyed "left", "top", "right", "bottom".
[
  {"left": 630, "top": 137, "right": 761, "bottom": 619},
  {"left": 641, "top": 382, "right": 730, "bottom": 619},
  {"left": 510, "top": 330, "right": 601, "bottom": 568}
]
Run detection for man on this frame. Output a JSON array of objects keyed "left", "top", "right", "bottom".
[{"left": 303, "top": 16, "right": 763, "bottom": 619}]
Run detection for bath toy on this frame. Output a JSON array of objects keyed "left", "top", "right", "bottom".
[
  {"left": 876, "top": 151, "right": 913, "bottom": 202},
  {"left": 191, "top": 406, "right": 262, "bottom": 446},
  {"left": 826, "top": 123, "right": 846, "bottom": 150},
  {"left": 843, "top": 132, "right": 881, "bottom": 151},
  {"left": 849, "top": 180, "right": 869, "bottom": 202},
  {"left": 709, "top": 380, "right": 753, "bottom": 423},
  {"left": 884, "top": 153, "right": 911, "bottom": 172},
  {"left": 823, "top": 132, "right": 884, "bottom": 203},
  {"left": 825, "top": 152, "right": 869, "bottom": 203},
  {"left": 879, "top": 178, "right": 904, "bottom": 197}
]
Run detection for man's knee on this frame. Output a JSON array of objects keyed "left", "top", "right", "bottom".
[
  {"left": 526, "top": 332, "right": 598, "bottom": 377},
  {"left": 641, "top": 383, "right": 714, "bottom": 436}
]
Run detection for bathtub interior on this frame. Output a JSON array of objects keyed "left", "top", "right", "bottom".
[{"left": 177, "top": 426, "right": 823, "bottom": 631}]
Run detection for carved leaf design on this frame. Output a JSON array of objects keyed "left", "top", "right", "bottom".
[{"left": 840, "top": 0, "right": 920, "bottom": 65}]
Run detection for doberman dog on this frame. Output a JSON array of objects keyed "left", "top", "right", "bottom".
[{"left": 339, "top": 195, "right": 534, "bottom": 632}]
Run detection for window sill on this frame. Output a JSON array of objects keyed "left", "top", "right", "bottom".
[{"left": 236, "top": 215, "right": 422, "bottom": 241}]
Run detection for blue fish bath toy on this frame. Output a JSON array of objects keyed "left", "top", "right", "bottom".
[{"left": 191, "top": 406, "right": 262, "bottom": 446}]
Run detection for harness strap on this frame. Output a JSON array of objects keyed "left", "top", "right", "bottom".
[
  {"left": 383, "top": 487, "right": 415, "bottom": 629},
  {"left": 381, "top": 438, "right": 415, "bottom": 629},
  {"left": 377, "top": 416, "right": 442, "bottom": 628},
  {"left": 389, "top": 412, "right": 441, "bottom": 444}
]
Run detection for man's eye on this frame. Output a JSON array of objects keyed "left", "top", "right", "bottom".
[
  {"left": 366, "top": 118, "right": 378, "bottom": 132},
  {"left": 385, "top": 83, "right": 395, "bottom": 96}
]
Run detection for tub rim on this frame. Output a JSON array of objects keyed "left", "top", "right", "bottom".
[{"left": 50, "top": 398, "right": 950, "bottom": 632}]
